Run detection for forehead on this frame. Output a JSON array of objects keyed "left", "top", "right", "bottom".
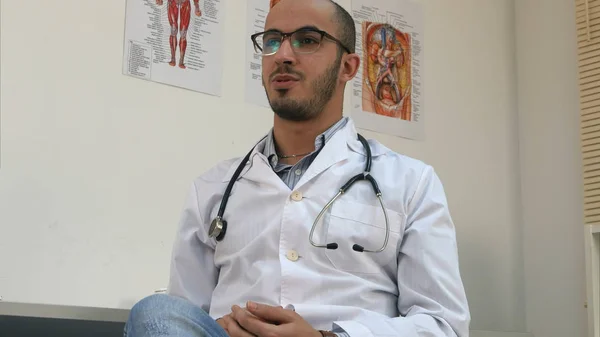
[{"left": 265, "top": 1, "right": 335, "bottom": 34}]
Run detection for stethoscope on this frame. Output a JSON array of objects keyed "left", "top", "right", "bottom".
[{"left": 208, "top": 133, "right": 390, "bottom": 253}]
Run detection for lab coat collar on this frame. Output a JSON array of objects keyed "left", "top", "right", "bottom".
[
  {"left": 292, "top": 119, "right": 351, "bottom": 188},
  {"left": 345, "top": 118, "right": 388, "bottom": 158},
  {"left": 221, "top": 137, "right": 267, "bottom": 183},
  {"left": 221, "top": 117, "right": 386, "bottom": 184}
]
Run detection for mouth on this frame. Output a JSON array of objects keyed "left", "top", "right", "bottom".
[{"left": 271, "top": 74, "right": 300, "bottom": 90}]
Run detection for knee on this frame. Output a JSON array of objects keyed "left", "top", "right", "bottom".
[
  {"left": 127, "top": 293, "right": 209, "bottom": 324},
  {"left": 129, "top": 294, "right": 171, "bottom": 321},
  {"left": 125, "top": 294, "right": 213, "bottom": 336},
  {"left": 126, "top": 294, "right": 171, "bottom": 333}
]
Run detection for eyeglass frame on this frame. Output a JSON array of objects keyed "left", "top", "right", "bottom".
[{"left": 250, "top": 26, "right": 352, "bottom": 56}]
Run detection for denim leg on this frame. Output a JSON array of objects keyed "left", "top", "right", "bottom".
[{"left": 124, "top": 294, "right": 229, "bottom": 337}]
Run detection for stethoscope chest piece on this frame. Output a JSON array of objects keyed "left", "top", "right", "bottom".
[{"left": 209, "top": 217, "right": 227, "bottom": 241}]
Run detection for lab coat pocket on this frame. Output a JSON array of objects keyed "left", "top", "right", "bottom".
[{"left": 325, "top": 199, "right": 404, "bottom": 274}]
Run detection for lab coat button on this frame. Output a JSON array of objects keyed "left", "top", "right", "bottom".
[
  {"left": 291, "top": 191, "right": 303, "bottom": 201},
  {"left": 286, "top": 250, "right": 299, "bottom": 261}
]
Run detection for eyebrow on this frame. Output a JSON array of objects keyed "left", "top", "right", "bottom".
[{"left": 264, "top": 25, "right": 323, "bottom": 34}]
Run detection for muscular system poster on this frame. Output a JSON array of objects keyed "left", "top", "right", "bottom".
[
  {"left": 351, "top": 0, "right": 424, "bottom": 140},
  {"left": 122, "top": 0, "right": 224, "bottom": 96}
]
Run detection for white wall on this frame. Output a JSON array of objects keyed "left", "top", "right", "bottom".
[
  {"left": 386, "top": 0, "right": 527, "bottom": 332},
  {"left": 515, "top": 1, "right": 588, "bottom": 337},
  {"left": 0, "top": 0, "right": 575, "bottom": 335}
]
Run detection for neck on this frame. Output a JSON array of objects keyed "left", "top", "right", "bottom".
[{"left": 273, "top": 106, "right": 343, "bottom": 165}]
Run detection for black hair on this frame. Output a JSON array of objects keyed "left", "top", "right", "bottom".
[{"left": 328, "top": 0, "right": 356, "bottom": 54}]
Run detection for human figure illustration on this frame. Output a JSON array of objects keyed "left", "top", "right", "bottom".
[
  {"left": 375, "top": 26, "right": 403, "bottom": 103},
  {"left": 156, "top": 0, "right": 202, "bottom": 69}
]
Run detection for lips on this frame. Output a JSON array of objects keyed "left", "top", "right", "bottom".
[
  {"left": 272, "top": 74, "right": 299, "bottom": 81},
  {"left": 271, "top": 74, "right": 300, "bottom": 90}
]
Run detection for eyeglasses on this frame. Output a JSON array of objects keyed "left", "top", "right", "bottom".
[{"left": 250, "top": 26, "right": 351, "bottom": 56}]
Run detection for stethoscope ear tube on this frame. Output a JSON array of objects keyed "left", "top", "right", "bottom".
[
  {"left": 218, "top": 149, "right": 254, "bottom": 218},
  {"left": 209, "top": 135, "right": 268, "bottom": 240},
  {"left": 208, "top": 145, "right": 256, "bottom": 241},
  {"left": 357, "top": 134, "right": 372, "bottom": 172}
]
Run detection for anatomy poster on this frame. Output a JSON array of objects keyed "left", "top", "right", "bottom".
[
  {"left": 351, "top": 0, "right": 424, "bottom": 140},
  {"left": 122, "top": 0, "right": 224, "bottom": 96},
  {"left": 244, "top": 0, "right": 274, "bottom": 108}
]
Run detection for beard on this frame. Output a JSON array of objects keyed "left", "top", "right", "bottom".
[{"left": 263, "top": 55, "right": 342, "bottom": 122}]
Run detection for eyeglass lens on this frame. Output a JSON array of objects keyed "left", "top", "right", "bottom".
[{"left": 257, "top": 30, "right": 323, "bottom": 55}]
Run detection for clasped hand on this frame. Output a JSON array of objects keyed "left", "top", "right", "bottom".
[{"left": 217, "top": 301, "right": 321, "bottom": 337}]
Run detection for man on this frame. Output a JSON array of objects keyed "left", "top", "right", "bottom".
[
  {"left": 155, "top": 0, "right": 202, "bottom": 69},
  {"left": 125, "top": 0, "right": 471, "bottom": 336}
]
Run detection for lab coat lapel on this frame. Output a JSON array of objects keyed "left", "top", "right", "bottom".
[
  {"left": 244, "top": 153, "right": 286, "bottom": 186},
  {"left": 221, "top": 137, "right": 276, "bottom": 184},
  {"left": 294, "top": 120, "right": 353, "bottom": 189}
]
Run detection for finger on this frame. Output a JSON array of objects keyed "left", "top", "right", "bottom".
[
  {"left": 245, "top": 301, "right": 295, "bottom": 324},
  {"left": 222, "top": 314, "right": 254, "bottom": 337},
  {"left": 216, "top": 316, "right": 229, "bottom": 334},
  {"left": 231, "top": 305, "right": 277, "bottom": 337}
]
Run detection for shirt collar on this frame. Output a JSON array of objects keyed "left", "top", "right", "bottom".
[
  {"left": 221, "top": 117, "right": 390, "bottom": 183},
  {"left": 262, "top": 117, "right": 349, "bottom": 168}
]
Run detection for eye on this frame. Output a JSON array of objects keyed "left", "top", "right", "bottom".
[
  {"left": 265, "top": 38, "right": 280, "bottom": 47},
  {"left": 299, "top": 37, "right": 318, "bottom": 44},
  {"left": 293, "top": 31, "right": 321, "bottom": 48},
  {"left": 262, "top": 32, "right": 281, "bottom": 48}
]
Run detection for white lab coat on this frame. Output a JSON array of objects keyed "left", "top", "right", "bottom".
[{"left": 167, "top": 119, "right": 471, "bottom": 337}]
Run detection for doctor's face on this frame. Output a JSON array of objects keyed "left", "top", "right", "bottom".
[{"left": 259, "top": 0, "right": 344, "bottom": 121}]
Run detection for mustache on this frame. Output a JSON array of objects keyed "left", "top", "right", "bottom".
[{"left": 269, "top": 64, "right": 304, "bottom": 81}]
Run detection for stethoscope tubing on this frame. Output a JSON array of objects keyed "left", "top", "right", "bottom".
[{"left": 209, "top": 133, "right": 390, "bottom": 254}]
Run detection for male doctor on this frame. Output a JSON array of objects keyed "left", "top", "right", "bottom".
[{"left": 125, "top": 0, "right": 471, "bottom": 336}]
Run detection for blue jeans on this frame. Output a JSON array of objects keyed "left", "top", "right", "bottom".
[{"left": 124, "top": 294, "right": 229, "bottom": 337}]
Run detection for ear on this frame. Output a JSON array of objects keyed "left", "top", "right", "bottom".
[{"left": 339, "top": 53, "right": 361, "bottom": 83}]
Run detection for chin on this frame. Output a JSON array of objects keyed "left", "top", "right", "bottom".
[
  {"left": 273, "top": 86, "right": 296, "bottom": 94},
  {"left": 272, "top": 89, "right": 301, "bottom": 100}
]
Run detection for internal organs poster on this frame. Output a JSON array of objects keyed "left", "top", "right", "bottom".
[
  {"left": 351, "top": 0, "right": 424, "bottom": 140},
  {"left": 122, "top": 0, "right": 225, "bottom": 96}
]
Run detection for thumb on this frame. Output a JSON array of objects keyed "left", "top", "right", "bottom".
[{"left": 246, "top": 301, "right": 293, "bottom": 323}]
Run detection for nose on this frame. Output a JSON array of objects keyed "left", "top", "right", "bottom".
[{"left": 273, "top": 38, "right": 297, "bottom": 66}]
